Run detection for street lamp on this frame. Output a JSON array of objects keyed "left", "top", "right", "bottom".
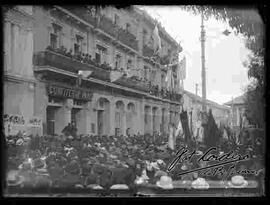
[{"left": 200, "top": 11, "right": 231, "bottom": 113}]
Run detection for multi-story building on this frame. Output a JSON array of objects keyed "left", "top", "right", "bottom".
[
  {"left": 4, "top": 5, "right": 183, "bottom": 137},
  {"left": 182, "top": 90, "right": 230, "bottom": 134}
]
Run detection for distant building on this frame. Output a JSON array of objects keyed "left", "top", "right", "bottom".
[
  {"left": 182, "top": 90, "right": 230, "bottom": 133},
  {"left": 224, "top": 94, "right": 246, "bottom": 129}
]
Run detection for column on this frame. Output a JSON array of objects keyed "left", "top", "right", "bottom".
[
  {"left": 121, "top": 100, "right": 127, "bottom": 136},
  {"left": 140, "top": 99, "right": 145, "bottom": 135},
  {"left": 54, "top": 99, "right": 72, "bottom": 135},
  {"left": 4, "top": 21, "right": 11, "bottom": 73},
  {"left": 109, "top": 97, "right": 115, "bottom": 135},
  {"left": 77, "top": 101, "right": 92, "bottom": 135},
  {"left": 156, "top": 108, "right": 162, "bottom": 133}
]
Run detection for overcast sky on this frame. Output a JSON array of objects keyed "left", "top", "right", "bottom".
[{"left": 139, "top": 6, "right": 252, "bottom": 105}]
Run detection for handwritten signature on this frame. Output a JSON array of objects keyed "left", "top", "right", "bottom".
[{"left": 167, "top": 146, "right": 256, "bottom": 179}]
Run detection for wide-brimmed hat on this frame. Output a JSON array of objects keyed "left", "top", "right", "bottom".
[
  {"left": 6, "top": 170, "right": 24, "bottom": 186},
  {"left": 191, "top": 177, "right": 209, "bottom": 189},
  {"left": 86, "top": 184, "right": 104, "bottom": 189},
  {"left": 110, "top": 184, "right": 129, "bottom": 190},
  {"left": 156, "top": 176, "right": 173, "bottom": 189},
  {"left": 228, "top": 175, "right": 248, "bottom": 188}
]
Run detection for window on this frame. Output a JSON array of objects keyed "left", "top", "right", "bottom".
[
  {"left": 50, "top": 23, "right": 62, "bottom": 49},
  {"left": 115, "top": 53, "right": 122, "bottom": 69},
  {"left": 127, "top": 59, "right": 132, "bottom": 70},
  {"left": 74, "top": 34, "right": 83, "bottom": 54},
  {"left": 143, "top": 29, "right": 147, "bottom": 45},
  {"left": 114, "top": 14, "right": 119, "bottom": 25},
  {"left": 126, "top": 23, "right": 130, "bottom": 33},
  {"left": 95, "top": 53, "right": 101, "bottom": 64},
  {"left": 96, "top": 44, "right": 108, "bottom": 64},
  {"left": 161, "top": 74, "right": 165, "bottom": 88},
  {"left": 144, "top": 66, "right": 149, "bottom": 80}
]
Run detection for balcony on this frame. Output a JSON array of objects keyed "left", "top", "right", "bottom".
[
  {"left": 61, "top": 6, "right": 96, "bottom": 26},
  {"left": 98, "top": 16, "right": 118, "bottom": 38},
  {"left": 114, "top": 76, "right": 149, "bottom": 93},
  {"left": 117, "top": 28, "right": 138, "bottom": 51},
  {"left": 33, "top": 47, "right": 111, "bottom": 81}
]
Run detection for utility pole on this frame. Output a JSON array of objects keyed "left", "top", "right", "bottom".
[
  {"left": 200, "top": 9, "right": 206, "bottom": 112},
  {"left": 195, "top": 83, "right": 198, "bottom": 96}
]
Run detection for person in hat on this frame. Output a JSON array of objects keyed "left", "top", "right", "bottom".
[
  {"left": 62, "top": 123, "right": 72, "bottom": 137},
  {"left": 156, "top": 175, "right": 173, "bottom": 189},
  {"left": 6, "top": 170, "right": 24, "bottom": 187}
]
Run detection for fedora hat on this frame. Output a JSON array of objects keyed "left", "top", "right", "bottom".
[
  {"left": 156, "top": 175, "right": 173, "bottom": 189},
  {"left": 191, "top": 177, "right": 209, "bottom": 189},
  {"left": 110, "top": 184, "right": 129, "bottom": 190},
  {"left": 86, "top": 184, "right": 104, "bottom": 189},
  {"left": 228, "top": 175, "right": 248, "bottom": 188}
]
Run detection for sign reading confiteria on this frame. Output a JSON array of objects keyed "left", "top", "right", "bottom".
[{"left": 46, "top": 85, "right": 93, "bottom": 101}]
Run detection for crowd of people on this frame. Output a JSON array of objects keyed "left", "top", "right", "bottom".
[{"left": 5, "top": 111, "right": 264, "bottom": 192}]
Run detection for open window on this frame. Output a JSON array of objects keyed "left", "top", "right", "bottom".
[
  {"left": 50, "top": 23, "right": 62, "bottom": 49},
  {"left": 74, "top": 34, "right": 83, "bottom": 55}
]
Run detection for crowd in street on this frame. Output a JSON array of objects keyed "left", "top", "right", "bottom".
[{"left": 5, "top": 111, "right": 264, "bottom": 192}]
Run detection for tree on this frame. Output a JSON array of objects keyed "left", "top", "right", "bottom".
[{"left": 180, "top": 5, "right": 266, "bottom": 129}]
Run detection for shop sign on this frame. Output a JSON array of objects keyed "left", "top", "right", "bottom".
[{"left": 46, "top": 85, "right": 93, "bottom": 101}]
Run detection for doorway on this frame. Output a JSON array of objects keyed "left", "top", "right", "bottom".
[
  {"left": 46, "top": 106, "right": 57, "bottom": 135},
  {"left": 97, "top": 110, "right": 104, "bottom": 135}
]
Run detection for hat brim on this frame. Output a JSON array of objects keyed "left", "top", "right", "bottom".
[
  {"left": 228, "top": 180, "right": 248, "bottom": 188},
  {"left": 156, "top": 181, "right": 174, "bottom": 189}
]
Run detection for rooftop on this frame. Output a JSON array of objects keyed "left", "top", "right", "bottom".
[
  {"left": 224, "top": 94, "right": 246, "bottom": 106},
  {"left": 183, "top": 90, "right": 230, "bottom": 110}
]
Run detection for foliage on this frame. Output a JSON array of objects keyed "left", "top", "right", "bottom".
[{"left": 181, "top": 5, "right": 265, "bottom": 128}]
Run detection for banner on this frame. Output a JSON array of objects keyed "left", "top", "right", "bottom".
[
  {"left": 4, "top": 114, "right": 43, "bottom": 136},
  {"left": 152, "top": 24, "right": 161, "bottom": 55}
]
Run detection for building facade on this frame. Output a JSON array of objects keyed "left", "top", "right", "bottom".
[
  {"left": 224, "top": 95, "right": 246, "bottom": 129},
  {"left": 182, "top": 90, "right": 230, "bottom": 134},
  {"left": 4, "top": 6, "right": 183, "bottom": 137}
]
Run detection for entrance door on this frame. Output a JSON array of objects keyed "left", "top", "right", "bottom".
[
  {"left": 46, "top": 106, "right": 56, "bottom": 135},
  {"left": 71, "top": 108, "right": 80, "bottom": 128},
  {"left": 97, "top": 110, "right": 104, "bottom": 135}
]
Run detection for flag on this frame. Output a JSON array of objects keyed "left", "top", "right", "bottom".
[
  {"left": 165, "top": 66, "right": 172, "bottom": 91},
  {"left": 152, "top": 24, "right": 161, "bottom": 55},
  {"left": 78, "top": 70, "right": 93, "bottom": 78},
  {"left": 110, "top": 70, "right": 123, "bottom": 82},
  {"left": 178, "top": 56, "right": 186, "bottom": 80}
]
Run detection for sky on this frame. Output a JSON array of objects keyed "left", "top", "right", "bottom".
[{"left": 139, "top": 6, "right": 252, "bottom": 105}]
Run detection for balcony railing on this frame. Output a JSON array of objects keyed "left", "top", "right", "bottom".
[
  {"left": 98, "top": 16, "right": 118, "bottom": 38},
  {"left": 33, "top": 46, "right": 181, "bottom": 103},
  {"left": 118, "top": 28, "right": 138, "bottom": 51},
  {"left": 114, "top": 76, "right": 149, "bottom": 93},
  {"left": 33, "top": 47, "right": 111, "bottom": 81},
  {"left": 61, "top": 6, "right": 96, "bottom": 26}
]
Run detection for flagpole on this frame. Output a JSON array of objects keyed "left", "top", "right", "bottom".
[{"left": 200, "top": 9, "right": 206, "bottom": 112}]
